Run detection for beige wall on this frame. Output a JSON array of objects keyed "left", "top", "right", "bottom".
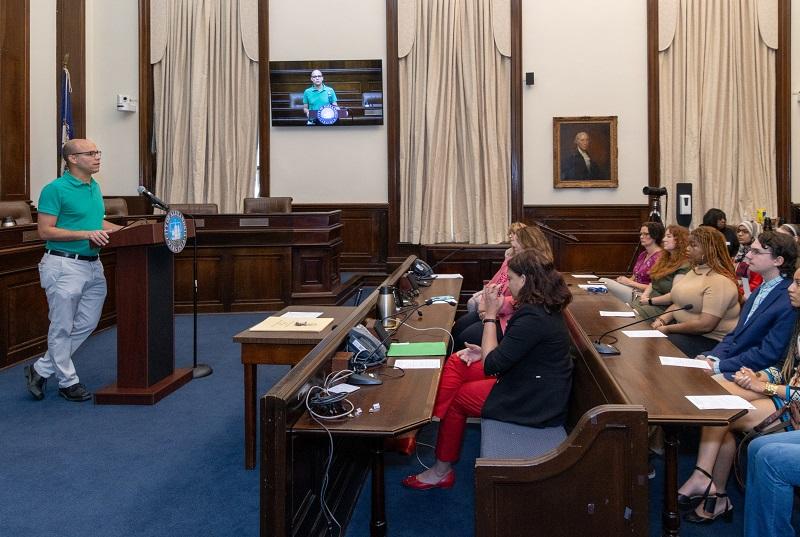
[
  {"left": 25, "top": 2, "right": 800, "bottom": 208},
  {"left": 522, "top": 0, "right": 649, "bottom": 205},
  {"left": 268, "top": 0, "right": 388, "bottom": 203},
  {"left": 29, "top": 0, "right": 57, "bottom": 204},
  {"left": 85, "top": 0, "right": 140, "bottom": 197}
]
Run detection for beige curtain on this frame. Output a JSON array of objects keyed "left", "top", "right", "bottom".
[
  {"left": 399, "top": 0, "right": 510, "bottom": 244},
  {"left": 659, "top": 0, "right": 776, "bottom": 224},
  {"left": 152, "top": 0, "right": 258, "bottom": 213}
]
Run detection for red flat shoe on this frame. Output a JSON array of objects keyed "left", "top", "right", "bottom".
[{"left": 401, "top": 470, "right": 455, "bottom": 490}]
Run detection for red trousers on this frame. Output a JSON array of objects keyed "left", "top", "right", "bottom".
[{"left": 433, "top": 353, "right": 495, "bottom": 462}]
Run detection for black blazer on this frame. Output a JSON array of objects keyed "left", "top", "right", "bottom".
[
  {"left": 561, "top": 151, "right": 607, "bottom": 180},
  {"left": 481, "top": 303, "right": 573, "bottom": 428}
]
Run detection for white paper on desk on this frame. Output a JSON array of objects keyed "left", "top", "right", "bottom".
[
  {"left": 660, "top": 356, "right": 711, "bottom": 369},
  {"left": 572, "top": 274, "right": 598, "bottom": 279},
  {"left": 280, "top": 311, "right": 323, "bottom": 318},
  {"left": 622, "top": 329, "right": 668, "bottom": 338},
  {"left": 328, "top": 383, "right": 360, "bottom": 394},
  {"left": 393, "top": 359, "right": 441, "bottom": 369},
  {"left": 578, "top": 284, "right": 607, "bottom": 290},
  {"left": 686, "top": 395, "right": 756, "bottom": 410},
  {"left": 600, "top": 311, "right": 636, "bottom": 317},
  {"left": 432, "top": 273, "right": 463, "bottom": 279}
]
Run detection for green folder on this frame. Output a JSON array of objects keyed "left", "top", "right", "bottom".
[{"left": 386, "top": 341, "right": 447, "bottom": 357}]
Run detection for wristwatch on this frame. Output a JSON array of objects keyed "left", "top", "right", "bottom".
[
  {"left": 647, "top": 297, "right": 653, "bottom": 306},
  {"left": 763, "top": 382, "right": 777, "bottom": 397}
]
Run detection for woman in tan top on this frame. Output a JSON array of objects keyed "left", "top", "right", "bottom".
[{"left": 652, "top": 226, "right": 740, "bottom": 357}]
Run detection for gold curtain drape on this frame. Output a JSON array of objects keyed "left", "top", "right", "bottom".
[
  {"left": 152, "top": 0, "right": 258, "bottom": 213},
  {"left": 659, "top": 0, "right": 776, "bottom": 224},
  {"left": 399, "top": 0, "right": 510, "bottom": 244}
]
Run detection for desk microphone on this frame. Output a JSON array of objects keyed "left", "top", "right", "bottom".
[
  {"left": 593, "top": 304, "right": 693, "bottom": 356},
  {"left": 428, "top": 247, "right": 468, "bottom": 273},
  {"left": 136, "top": 186, "right": 170, "bottom": 211}
]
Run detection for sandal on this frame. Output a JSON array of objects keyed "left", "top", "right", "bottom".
[
  {"left": 684, "top": 492, "right": 733, "bottom": 524},
  {"left": 677, "top": 466, "right": 713, "bottom": 511}
]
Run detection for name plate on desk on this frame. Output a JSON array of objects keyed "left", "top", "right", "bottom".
[
  {"left": 239, "top": 218, "right": 269, "bottom": 227},
  {"left": 22, "top": 230, "right": 40, "bottom": 242}
]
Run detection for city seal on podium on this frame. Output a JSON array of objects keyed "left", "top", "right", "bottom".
[
  {"left": 163, "top": 210, "right": 188, "bottom": 253},
  {"left": 316, "top": 104, "right": 339, "bottom": 125}
]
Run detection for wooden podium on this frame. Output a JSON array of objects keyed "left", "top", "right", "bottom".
[{"left": 94, "top": 221, "right": 194, "bottom": 404}]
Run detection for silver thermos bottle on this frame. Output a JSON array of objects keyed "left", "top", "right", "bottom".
[{"left": 377, "top": 285, "right": 396, "bottom": 327}]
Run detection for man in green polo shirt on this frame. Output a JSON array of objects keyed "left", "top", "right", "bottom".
[
  {"left": 303, "top": 69, "right": 338, "bottom": 125},
  {"left": 25, "top": 138, "right": 122, "bottom": 402}
]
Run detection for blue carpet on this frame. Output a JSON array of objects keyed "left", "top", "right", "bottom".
[{"left": 0, "top": 313, "right": 763, "bottom": 537}]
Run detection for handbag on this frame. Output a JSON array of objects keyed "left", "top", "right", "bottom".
[{"left": 734, "top": 387, "right": 800, "bottom": 490}]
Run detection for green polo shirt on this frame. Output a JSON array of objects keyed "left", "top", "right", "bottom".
[
  {"left": 37, "top": 170, "right": 105, "bottom": 256},
  {"left": 302, "top": 84, "right": 337, "bottom": 111}
]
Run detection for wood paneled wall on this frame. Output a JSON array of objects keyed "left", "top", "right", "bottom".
[
  {"left": 0, "top": 0, "right": 30, "bottom": 201},
  {"left": 293, "top": 203, "right": 388, "bottom": 273},
  {"left": 56, "top": 0, "right": 86, "bottom": 155},
  {"left": 293, "top": 203, "right": 649, "bottom": 276}
]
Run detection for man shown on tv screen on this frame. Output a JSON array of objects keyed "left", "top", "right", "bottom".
[{"left": 303, "top": 69, "right": 338, "bottom": 125}]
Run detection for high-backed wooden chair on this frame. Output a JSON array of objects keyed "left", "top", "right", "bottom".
[
  {"left": 0, "top": 201, "right": 33, "bottom": 225},
  {"left": 243, "top": 197, "right": 292, "bottom": 214},
  {"left": 103, "top": 198, "right": 129, "bottom": 216},
  {"left": 170, "top": 203, "right": 219, "bottom": 215}
]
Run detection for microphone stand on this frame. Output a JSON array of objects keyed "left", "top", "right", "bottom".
[
  {"left": 593, "top": 304, "right": 692, "bottom": 356},
  {"left": 182, "top": 212, "right": 212, "bottom": 379}
]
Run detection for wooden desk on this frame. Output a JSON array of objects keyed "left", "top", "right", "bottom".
[
  {"left": 261, "top": 262, "right": 461, "bottom": 537},
  {"left": 233, "top": 305, "right": 356, "bottom": 469},
  {"left": 563, "top": 276, "right": 745, "bottom": 536}
]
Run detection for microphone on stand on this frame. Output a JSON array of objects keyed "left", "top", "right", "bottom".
[
  {"left": 136, "top": 186, "right": 170, "bottom": 211},
  {"left": 428, "top": 247, "right": 468, "bottom": 274},
  {"left": 593, "top": 304, "right": 693, "bottom": 356}
]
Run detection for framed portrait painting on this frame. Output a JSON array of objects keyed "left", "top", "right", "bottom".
[{"left": 553, "top": 116, "right": 618, "bottom": 188}]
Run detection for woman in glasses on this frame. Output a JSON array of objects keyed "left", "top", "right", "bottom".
[{"left": 601, "top": 221, "right": 664, "bottom": 304}]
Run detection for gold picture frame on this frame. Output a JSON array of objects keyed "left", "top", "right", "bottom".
[{"left": 553, "top": 116, "right": 618, "bottom": 188}]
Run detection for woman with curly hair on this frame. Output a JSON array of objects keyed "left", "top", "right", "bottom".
[
  {"left": 633, "top": 225, "right": 690, "bottom": 318},
  {"left": 651, "top": 226, "right": 740, "bottom": 357}
]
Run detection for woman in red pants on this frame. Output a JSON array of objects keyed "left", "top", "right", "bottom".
[{"left": 402, "top": 249, "right": 574, "bottom": 489}]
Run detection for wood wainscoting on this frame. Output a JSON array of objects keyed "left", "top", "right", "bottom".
[
  {"left": 294, "top": 203, "right": 648, "bottom": 277},
  {"left": 525, "top": 205, "right": 651, "bottom": 275},
  {"left": 292, "top": 203, "right": 388, "bottom": 273}
]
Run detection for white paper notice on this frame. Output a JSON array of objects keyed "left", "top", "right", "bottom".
[
  {"left": 572, "top": 274, "right": 598, "bottom": 279},
  {"left": 578, "top": 284, "right": 607, "bottom": 290},
  {"left": 280, "top": 311, "right": 323, "bottom": 318},
  {"left": 328, "top": 383, "right": 360, "bottom": 394},
  {"left": 622, "top": 330, "right": 668, "bottom": 338},
  {"left": 393, "top": 359, "right": 441, "bottom": 369},
  {"left": 685, "top": 395, "right": 756, "bottom": 410},
  {"left": 433, "top": 274, "right": 463, "bottom": 279},
  {"left": 600, "top": 311, "right": 636, "bottom": 317},
  {"left": 660, "top": 356, "right": 711, "bottom": 369}
]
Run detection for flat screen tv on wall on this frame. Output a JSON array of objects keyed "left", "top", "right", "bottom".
[{"left": 269, "top": 59, "right": 383, "bottom": 127}]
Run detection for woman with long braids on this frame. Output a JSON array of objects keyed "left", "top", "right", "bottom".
[{"left": 651, "top": 226, "right": 741, "bottom": 357}]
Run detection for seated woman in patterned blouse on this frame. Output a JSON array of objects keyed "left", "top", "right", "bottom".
[{"left": 602, "top": 221, "right": 664, "bottom": 304}]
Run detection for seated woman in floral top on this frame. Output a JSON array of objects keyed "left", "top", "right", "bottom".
[{"left": 602, "top": 221, "right": 664, "bottom": 304}]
